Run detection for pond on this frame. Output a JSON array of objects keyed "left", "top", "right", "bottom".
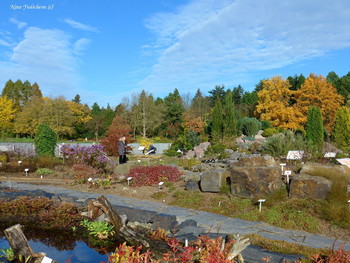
[
  {"left": 0, "top": 223, "right": 112, "bottom": 263},
  {"left": 0, "top": 237, "right": 108, "bottom": 263}
]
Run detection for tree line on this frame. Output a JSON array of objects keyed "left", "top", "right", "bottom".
[{"left": 1, "top": 71, "right": 350, "bottom": 152}]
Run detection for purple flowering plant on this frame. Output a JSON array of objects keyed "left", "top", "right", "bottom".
[{"left": 61, "top": 144, "right": 115, "bottom": 172}]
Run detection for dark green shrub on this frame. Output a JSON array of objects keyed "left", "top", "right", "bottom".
[
  {"left": 205, "top": 143, "right": 225, "bottom": 155},
  {"left": 186, "top": 130, "right": 200, "bottom": 149},
  {"left": 261, "top": 120, "right": 272, "bottom": 130},
  {"left": 34, "top": 124, "right": 57, "bottom": 156},
  {"left": 240, "top": 117, "right": 261, "bottom": 137}
]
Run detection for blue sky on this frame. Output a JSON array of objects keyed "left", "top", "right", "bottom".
[{"left": 1, "top": 0, "right": 350, "bottom": 107}]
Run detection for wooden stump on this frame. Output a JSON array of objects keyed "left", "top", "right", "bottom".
[{"left": 4, "top": 224, "right": 54, "bottom": 263}]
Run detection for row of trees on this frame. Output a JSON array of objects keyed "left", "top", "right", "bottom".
[{"left": 1, "top": 71, "right": 350, "bottom": 152}]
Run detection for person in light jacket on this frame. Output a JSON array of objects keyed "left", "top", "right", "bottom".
[{"left": 118, "top": 136, "right": 127, "bottom": 164}]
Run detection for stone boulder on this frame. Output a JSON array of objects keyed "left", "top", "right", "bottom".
[
  {"left": 300, "top": 163, "right": 350, "bottom": 178},
  {"left": 289, "top": 174, "right": 333, "bottom": 199},
  {"left": 236, "top": 155, "right": 277, "bottom": 167},
  {"left": 181, "top": 170, "right": 201, "bottom": 182},
  {"left": 200, "top": 169, "right": 229, "bottom": 192},
  {"left": 194, "top": 142, "right": 210, "bottom": 158},
  {"left": 182, "top": 150, "right": 196, "bottom": 159},
  {"left": 228, "top": 165, "right": 283, "bottom": 198}
]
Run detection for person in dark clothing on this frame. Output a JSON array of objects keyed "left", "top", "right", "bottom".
[{"left": 118, "top": 136, "right": 127, "bottom": 164}]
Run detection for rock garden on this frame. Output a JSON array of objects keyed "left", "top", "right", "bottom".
[{"left": 0, "top": 132, "right": 350, "bottom": 263}]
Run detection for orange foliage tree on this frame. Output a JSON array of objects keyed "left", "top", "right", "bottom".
[
  {"left": 295, "top": 74, "right": 343, "bottom": 133},
  {"left": 182, "top": 115, "right": 205, "bottom": 134},
  {"left": 255, "top": 76, "right": 305, "bottom": 130},
  {"left": 101, "top": 115, "right": 133, "bottom": 156}
]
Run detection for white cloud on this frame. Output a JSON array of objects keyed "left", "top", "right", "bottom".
[
  {"left": 64, "top": 18, "right": 99, "bottom": 32},
  {"left": 74, "top": 38, "right": 91, "bottom": 54},
  {"left": 0, "top": 39, "right": 11, "bottom": 47},
  {"left": 9, "top": 18, "right": 27, "bottom": 29},
  {"left": 0, "top": 27, "right": 84, "bottom": 98},
  {"left": 140, "top": 0, "right": 350, "bottom": 93}
]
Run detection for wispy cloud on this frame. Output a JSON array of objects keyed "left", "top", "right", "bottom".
[
  {"left": 0, "top": 39, "right": 11, "bottom": 47},
  {"left": 9, "top": 18, "right": 27, "bottom": 29},
  {"left": 74, "top": 38, "right": 91, "bottom": 54},
  {"left": 140, "top": 0, "right": 350, "bottom": 94},
  {"left": 0, "top": 27, "right": 84, "bottom": 99},
  {"left": 64, "top": 18, "right": 99, "bottom": 32}
]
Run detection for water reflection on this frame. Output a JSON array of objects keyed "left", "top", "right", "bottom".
[{"left": 0, "top": 237, "right": 108, "bottom": 263}]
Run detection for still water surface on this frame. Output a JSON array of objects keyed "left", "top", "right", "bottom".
[{"left": 0, "top": 237, "right": 108, "bottom": 263}]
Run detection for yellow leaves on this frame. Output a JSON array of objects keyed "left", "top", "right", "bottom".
[
  {"left": 295, "top": 73, "right": 343, "bottom": 133},
  {"left": 67, "top": 101, "right": 92, "bottom": 124},
  {"left": 256, "top": 74, "right": 344, "bottom": 132},
  {"left": 256, "top": 76, "right": 304, "bottom": 130},
  {"left": 0, "top": 96, "right": 17, "bottom": 131}
]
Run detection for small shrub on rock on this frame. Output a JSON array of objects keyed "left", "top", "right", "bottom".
[
  {"left": 261, "top": 128, "right": 279, "bottom": 137},
  {"left": 178, "top": 158, "right": 201, "bottom": 170},
  {"left": 126, "top": 165, "right": 181, "bottom": 187},
  {"left": 240, "top": 117, "right": 261, "bottom": 137}
]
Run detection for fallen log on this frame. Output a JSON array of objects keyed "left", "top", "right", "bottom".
[
  {"left": 88, "top": 195, "right": 168, "bottom": 257},
  {"left": 4, "top": 224, "right": 55, "bottom": 263}
]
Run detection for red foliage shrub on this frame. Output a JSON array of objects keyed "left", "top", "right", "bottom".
[
  {"left": 126, "top": 165, "right": 181, "bottom": 187},
  {"left": 101, "top": 116, "right": 133, "bottom": 156}
]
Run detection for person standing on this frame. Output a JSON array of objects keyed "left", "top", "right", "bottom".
[{"left": 118, "top": 136, "right": 127, "bottom": 164}]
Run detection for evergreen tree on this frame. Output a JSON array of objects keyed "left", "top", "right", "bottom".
[
  {"left": 334, "top": 106, "right": 350, "bottom": 150},
  {"left": 287, "top": 74, "right": 305, "bottom": 91},
  {"left": 190, "top": 89, "right": 210, "bottom": 121},
  {"left": 34, "top": 123, "right": 57, "bottom": 156},
  {"left": 208, "top": 85, "right": 226, "bottom": 106},
  {"left": 211, "top": 99, "right": 223, "bottom": 142},
  {"left": 163, "top": 88, "right": 184, "bottom": 138},
  {"left": 232, "top": 85, "right": 243, "bottom": 105},
  {"left": 72, "top": 94, "right": 81, "bottom": 104},
  {"left": 306, "top": 106, "right": 324, "bottom": 151},
  {"left": 31, "top": 82, "right": 42, "bottom": 98},
  {"left": 223, "top": 90, "right": 238, "bottom": 140},
  {"left": 2, "top": 80, "right": 42, "bottom": 108}
]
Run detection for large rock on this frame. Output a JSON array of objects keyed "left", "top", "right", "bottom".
[
  {"left": 289, "top": 174, "right": 333, "bottom": 199},
  {"left": 193, "top": 142, "right": 210, "bottom": 158},
  {"left": 181, "top": 170, "right": 201, "bottom": 182},
  {"left": 200, "top": 169, "right": 229, "bottom": 192},
  {"left": 236, "top": 155, "right": 277, "bottom": 167},
  {"left": 300, "top": 163, "right": 350, "bottom": 177},
  {"left": 228, "top": 166, "right": 283, "bottom": 198}
]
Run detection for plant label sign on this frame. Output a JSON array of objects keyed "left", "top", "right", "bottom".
[
  {"left": 286, "top": 150, "right": 304, "bottom": 160},
  {"left": 324, "top": 152, "right": 336, "bottom": 158},
  {"left": 284, "top": 170, "right": 292, "bottom": 175}
]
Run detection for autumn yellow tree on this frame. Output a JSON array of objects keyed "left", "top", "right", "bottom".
[
  {"left": 255, "top": 76, "right": 305, "bottom": 130},
  {"left": 67, "top": 101, "right": 92, "bottom": 125},
  {"left": 295, "top": 74, "right": 343, "bottom": 133},
  {"left": 14, "top": 97, "right": 44, "bottom": 137},
  {"left": 0, "top": 96, "right": 17, "bottom": 136},
  {"left": 14, "top": 97, "right": 84, "bottom": 138}
]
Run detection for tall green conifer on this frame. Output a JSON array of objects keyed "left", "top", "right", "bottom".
[{"left": 306, "top": 106, "right": 324, "bottom": 151}]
